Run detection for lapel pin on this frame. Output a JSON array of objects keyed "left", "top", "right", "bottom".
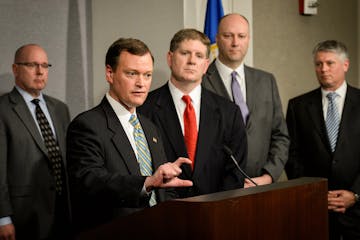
[{"left": 153, "top": 137, "right": 157, "bottom": 143}]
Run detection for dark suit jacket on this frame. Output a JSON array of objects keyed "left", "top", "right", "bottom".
[
  {"left": 67, "top": 97, "right": 173, "bottom": 232},
  {"left": 138, "top": 84, "right": 247, "bottom": 198},
  {"left": 0, "top": 87, "right": 70, "bottom": 239},
  {"left": 286, "top": 85, "right": 360, "bottom": 236},
  {"left": 202, "top": 61, "right": 289, "bottom": 181}
]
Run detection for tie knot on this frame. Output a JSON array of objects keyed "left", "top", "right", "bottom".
[
  {"left": 326, "top": 92, "right": 338, "bottom": 101},
  {"left": 31, "top": 98, "right": 40, "bottom": 106},
  {"left": 231, "top": 71, "right": 237, "bottom": 80},
  {"left": 182, "top": 95, "right": 192, "bottom": 105},
  {"left": 129, "top": 114, "right": 140, "bottom": 128}
]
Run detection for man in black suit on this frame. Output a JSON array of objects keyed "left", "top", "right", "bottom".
[
  {"left": 138, "top": 29, "right": 247, "bottom": 198},
  {"left": 0, "top": 44, "right": 71, "bottom": 240},
  {"left": 202, "top": 13, "right": 289, "bottom": 187},
  {"left": 286, "top": 40, "right": 360, "bottom": 239},
  {"left": 66, "top": 38, "right": 192, "bottom": 232}
]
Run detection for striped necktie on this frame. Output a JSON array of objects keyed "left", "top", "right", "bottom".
[
  {"left": 325, "top": 92, "right": 340, "bottom": 152},
  {"left": 129, "top": 114, "right": 156, "bottom": 206}
]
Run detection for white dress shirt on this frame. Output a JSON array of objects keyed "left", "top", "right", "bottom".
[
  {"left": 168, "top": 80, "right": 201, "bottom": 134},
  {"left": 215, "top": 59, "right": 247, "bottom": 102},
  {"left": 321, "top": 81, "right": 347, "bottom": 121},
  {"left": 16, "top": 86, "right": 57, "bottom": 139}
]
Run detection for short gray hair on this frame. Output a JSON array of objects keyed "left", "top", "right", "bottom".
[{"left": 312, "top": 40, "right": 349, "bottom": 61}]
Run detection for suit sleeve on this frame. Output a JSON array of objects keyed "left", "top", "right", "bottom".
[
  {"left": 66, "top": 114, "right": 148, "bottom": 208},
  {"left": 285, "top": 99, "right": 304, "bottom": 179},
  {"left": 0, "top": 117, "right": 12, "bottom": 218},
  {"left": 224, "top": 106, "right": 247, "bottom": 189},
  {"left": 262, "top": 75, "right": 290, "bottom": 181}
]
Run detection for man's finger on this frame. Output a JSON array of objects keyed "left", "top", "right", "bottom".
[
  {"left": 173, "top": 157, "right": 192, "bottom": 167},
  {"left": 163, "top": 178, "right": 193, "bottom": 187}
]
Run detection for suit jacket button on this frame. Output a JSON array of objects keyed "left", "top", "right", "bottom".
[{"left": 332, "top": 160, "right": 337, "bottom": 164}]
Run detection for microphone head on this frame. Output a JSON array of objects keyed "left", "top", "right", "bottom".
[{"left": 223, "top": 145, "right": 233, "bottom": 156}]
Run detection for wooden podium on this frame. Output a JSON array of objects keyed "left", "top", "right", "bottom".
[{"left": 76, "top": 177, "right": 328, "bottom": 240}]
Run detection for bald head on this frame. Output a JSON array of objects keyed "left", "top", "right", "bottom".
[
  {"left": 216, "top": 14, "right": 250, "bottom": 69},
  {"left": 14, "top": 44, "right": 47, "bottom": 63},
  {"left": 12, "top": 44, "right": 50, "bottom": 97}
]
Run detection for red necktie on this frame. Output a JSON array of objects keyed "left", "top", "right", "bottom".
[{"left": 182, "top": 95, "right": 198, "bottom": 170}]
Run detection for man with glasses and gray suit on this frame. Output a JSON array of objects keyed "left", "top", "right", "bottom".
[{"left": 0, "top": 44, "right": 71, "bottom": 240}]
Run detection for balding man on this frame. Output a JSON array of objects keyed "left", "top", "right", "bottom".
[
  {"left": 203, "top": 13, "right": 289, "bottom": 187},
  {"left": 0, "top": 44, "right": 71, "bottom": 240}
]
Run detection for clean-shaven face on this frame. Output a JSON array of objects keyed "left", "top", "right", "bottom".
[
  {"left": 314, "top": 51, "right": 349, "bottom": 91},
  {"left": 216, "top": 14, "right": 250, "bottom": 69},
  {"left": 167, "top": 39, "right": 209, "bottom": 86},
  {"left": 106, "top": 51, "right": 153, "bottom": 113},
  {"left": 13, "top": 45, "right": 49, "bottom": 97}
]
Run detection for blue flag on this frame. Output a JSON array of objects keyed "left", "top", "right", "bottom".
[{"left": 204, "top": 0, "right": 224, "bottom": 60}]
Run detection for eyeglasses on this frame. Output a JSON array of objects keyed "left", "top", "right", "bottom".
[{"left": 15, "top": 62, "right": 52, "bottom": 69}]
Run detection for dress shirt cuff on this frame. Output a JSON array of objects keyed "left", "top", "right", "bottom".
[
  {"left": 141, "top": 184, "right": 152, "bottom": 196},
  {"left": 0, "top": 216, "right": 12, "bottom": 226}
]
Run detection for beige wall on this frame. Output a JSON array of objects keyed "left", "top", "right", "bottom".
[
  {"left": 252, "top": 0, "right": 359, "bottom": 111},
  {"left": 92, "top": 0, "right": 183, "bottom": 104},
  {"left": 92, "top": 0, "right": 359, "bottom": 111}
]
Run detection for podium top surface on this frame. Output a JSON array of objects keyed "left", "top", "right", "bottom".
[{"left": 173, "top": 177, "right": 327, "bottom": 203}]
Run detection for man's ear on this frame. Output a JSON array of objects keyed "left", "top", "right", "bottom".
[
  {"left": 166, "top": 51, "right": 173, "bottom": 68},
  {"left": 203, "top": 58, "right": 210, "bottom": 74},
  {"left": 12, "top": 64, "right": 18, "bottom": 77},
  {"left": 343, "top": 59, "right": 350, "bottom": 73},
  {"left": 105, "top": 65, "right": 114, "bottom": 83}
]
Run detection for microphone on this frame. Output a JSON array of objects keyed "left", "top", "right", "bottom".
[{"left": 223, "top": 145, "right": 258, "bottom": 186}]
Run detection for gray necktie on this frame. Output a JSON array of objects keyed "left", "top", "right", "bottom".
[
  {"left": 231, "top": 71, "right": 249, "bottom": 123},
  {"left": 325, "top": 92, "right": 340, "bottom": 152}
]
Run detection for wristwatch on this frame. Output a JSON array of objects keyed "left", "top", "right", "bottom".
[{"left": 355, "top": 193, "right": 360, "bottom": 203}]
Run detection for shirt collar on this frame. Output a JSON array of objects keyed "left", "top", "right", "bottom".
[
  {"left": 106, "top": 92, "right": 134, "bottom": 121},
  {"left": 168, "top": 80, "right": 201, "bottom": 106},
  {"left": 15, "top": 85, "right": 45, "bottom": 103},
  {"left": 321, "top": 81, "right": 347, "bottom": 99},
  {"left": 215, "top": 58, "right": 245, "bottom": 80}
]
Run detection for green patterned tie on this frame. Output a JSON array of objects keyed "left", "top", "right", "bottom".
[{"left": 129, "top": 114, "right": 156, "bottom": 206}]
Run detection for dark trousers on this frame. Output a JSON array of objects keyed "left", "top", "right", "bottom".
[
  {"left": 329, "top": 211, "right": 360, "bottom": 240},
  {"left": 46, "top": 194, "right": 73, "bottom": 240}
]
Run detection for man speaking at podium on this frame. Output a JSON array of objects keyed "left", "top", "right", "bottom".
[{"left": 67, "top": 37, "right": 193, "bottom": 232}]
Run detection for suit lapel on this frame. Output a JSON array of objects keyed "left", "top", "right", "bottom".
[
  {"left": 156, "top": 86, "right": 188, "bottom": 155},
  {"left": 101, "top": 98, "right": 141, "bottom": 175},
  {"left": 154, "top": 85, "right": 192, "bottom": 177},
  {"left": 306, "top": 89, "right": 332, "bottom": 152},
  {"left": 45, "top": 97, "right": 67, "bottom": 159},
  {"left": 244, "top": 66, "right": 257, "bottom": 129},
  {"left": 138, "top": 115, "right": 162, "bottom": 170},
  {"left": 205, "top": 61, "right": 232, "bottom": 100},
  {"left": 9, "top": 88, "right": 48, "bottom": 155},
  {"left": 335, "top": 86, "right": 360, "bottom": 154},
  {"left": 193, "top": 89, "right": 219, "bottom": 178}
]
